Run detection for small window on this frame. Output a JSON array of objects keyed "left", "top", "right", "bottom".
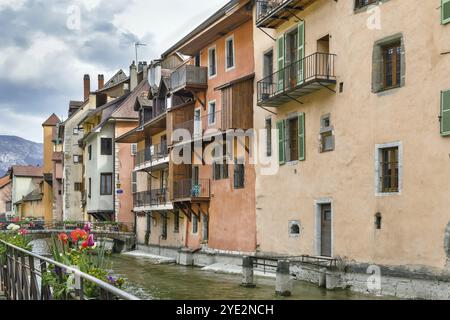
[
  {"left": 375, "top": 213, "right": 382, "bottom": 230},
  {"left": 88, "top": 145, "right": 92, "bottom": 160},
  {"left": 289, "top": 220, "right": 301, "bottom": 237},
  {"left": 192, "top": 215, "right": 198, "bottom": 234},
  {"left": 233, "top": 159, "right": 245, "bottom": 189},
  {"left": 383, "top": 43, "right": 401, "bottom": 90},
  {"left": 73, "top": 155, "right": 83, "bottom": 164},
  {"left": 100, "top": 138, "right": 113, "bottom": 155},
  {"left": 73, "top": 127, "right": 79, "bottom": 135},
  {"left": 194, "top": 53, "right": 201, "bottom": 67},
  {"left": 225, "top": 36, "right": 235, "bottom": 70},
  {"left": 100, "top": 173, "right": 113, "bottom": 195},
  {"left": 161, "top": 215, "right": 167, "bottom": 240},
  {"left": 174, "top": 210, "right": 180, "bottom": 233},
  {"left": 131, "top": 171, "right": 137, "bottom": 194},
  {"left": 320, "top": 115, "right": 335, "bottom": 153},
  {"left": 265, "top": 118, "right": 272, "bottom": 157},
  {"left": 263, "top": 49, "right": 274, "bottom": 82},
  {"left": 208, "top": 46, "right": 217, "bottom": 78},
  {"left": 213, "top": 160, "right": 228, "bottom": 180},
  {"left": 208, "top": 101, "right": 216, "bottom": 125},
  {"left": 377, "top": 144, "right": 400, "bottom": 194},
  {"left": 5, "top": 201, "right": 12, "bottom": 212},
  {"left": 74, "top": 182, "right": 83, "bottom": 192},
  {"left": 88, "top": 178, "right": 92, "bottom": 198}
]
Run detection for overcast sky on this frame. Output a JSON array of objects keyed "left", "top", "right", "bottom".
[{"left": 0, "top": 0, "right": 228, "bottom": 142}]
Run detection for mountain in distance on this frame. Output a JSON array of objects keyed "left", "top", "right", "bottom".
[{"left": 0, "top": 135, "right": 43, "bottom": 176}]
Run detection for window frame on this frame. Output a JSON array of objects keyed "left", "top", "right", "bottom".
[
  {"left": 320, "top": 114, "right": 335, "bottom": 153},
  {"left": 265, "top": 117, "right": 272, "bottom": 157},
  {"left": 73, "top": 155, "right": 83, "bottom": 164},
  {"left": 73, "top": 127, "right": 79, "bottom": 135},
  {"left": 192, "top": 215, "right": 199, "bottom": 234},
  {"left": 233, "top": 158, "right": 245, "bottom": 189},
  {"left": 100, "top": 173, "right": 113, "bottom": 196},
  {"left": 375, "top": 142, "right": 403, "bottom": 196},
  {"left": 442, "top": 0, "right": 450, "bottom": 25},
  {"left": 225, "top": 35, "right": 235, "bottom": 72},
  {"left": 208, "top": 100, "right": 216, "bottom": 125},
  {"left": 354, "top": 0, "right": 378, "bottom": 10},
  {"left": 208, "top": 45, "right": 217, "bottom": 79},
  {"left": 212, "top": 159, "right": 229, "bottom": 181},
  {"left": 382, "top": 43, "right": 401, "bottom": 91},
  {"left": 88, "top": 145, "right": 92, "bottom": 160},
  {"left": 100, "top": 138, "right": 113, "bottom": 156}
]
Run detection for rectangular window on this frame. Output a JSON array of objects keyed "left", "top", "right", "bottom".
[
  {"left": 5, "top": 201, "right": 12, "bottom": 212},
  {"left": 88, "top": 145, "right": 92, "bottom": 160},
  {"left": 441, "top": 90, "right": 450, "bottom": 136},
  {"left": 265, "top": 118, "right": 272, "bottom": 157},
  {"left": 100, "top": 173, "right": 113, "bottom": 195},
  {"left": 377, "top": 146, "right": 400, "bottom": 194},
  {"left": 208, "top": 46, "right": 217, "bottom": 78},
  {"left": 320, "top": 115, "right": 335, "bottom": 153},
  {"left": 233, "top": 159, "right": 245, "bottom": 189},
  {"left": 195, "top": 53, "right": 201, "bottom": 67},
  {"left": 73, "top": 127, "right": 79, "bottom": 135},
  {"left": 131, "top": 171, "right": 137, "bottom": 194},
  {"left": 174, "top": 210, "right": 180, "bottom": 233},
  {"left": 278, "top": 113, "right": 305, "bottom": 164},
  {"left": 383, "top": 43, "right": 401, "bottom": 90},
  {"left": 287, "top": 117, "right": 299, "bottom": 162},
  {"left": 263, "top": 49, "right": 274, "bottom": 83},
  {"left": 74, "top": 182, "right": 83, "bottom": 192},
  {"left": 88, "top": 178, "right": 92, "bottom": 198},
  {"left": 225, "top": 36, "right": 235, "bottom": 70},
  {"left": 73, "top": 155, "right": 83, "bottom": 164},
  {"left": 100, "top": 138, "right": 113, "bottom": 155},
  {"left": 192, "top": 215, "right": 198, "bottom": 234},
  {"left": 208, "top": 101, "right": 216, "bottom": 125},
  {"left": 161, "top": 215, "right": 167, "bottom": 240},
  {"left": 213, "top": 161, "right": 228, "bottom": 180}
]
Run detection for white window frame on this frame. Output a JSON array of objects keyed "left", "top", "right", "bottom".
[
  {"left": 375, "top": 141, "right": 403, "bottom": 197},
  {"left": 225, "top": 35, "right": 235, "bottom": 72},
  {"left": 208, "top": 100, "right": 216, "bottom": 125},
  {"left": 73, "top": 155, "right": 82, "bottom": 164},
  {"left": 208, "top": 45, "right": 217, "bottom": 79},
  {"left": 73, "top": 127, "right": 79, "bottom": 135}
]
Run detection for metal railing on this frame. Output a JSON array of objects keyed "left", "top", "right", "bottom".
[
  {"left": 173, "top": 179, "right": 210, "bottom": 200},
  {"left": 172, "top": 110, "right": 222, "bottom": 141},
  {"left": 257, "top": 52, "right": 336, "bottom": 103},
  {"left": 171, "top": 65, "right": 208, "bottom": 92},
  {"left": 256, "top": 0, "right": 285, "bottom": 23},
  {"left": 133, "top": 189, "right": 170, "bottom": 207},
  {"left": 0, "top": 240, "right": 139, "bottom": 300},
  {"left": 135, "top": 142, "right": 169, "bottom": 167}
]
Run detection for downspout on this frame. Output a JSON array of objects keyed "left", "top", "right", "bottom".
[{"left": 113, "top": 119, "right": 117, "bottom": 222}]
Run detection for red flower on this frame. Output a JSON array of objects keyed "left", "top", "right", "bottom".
[
  {"left": 81, "top": 241, "right": 88, "bottom": 249},
  {"left": 70, "top": 228, "right": 88, "bottom": 242},
  {"left": 58, "top": 233, "right": 68, "bottom": 244}
]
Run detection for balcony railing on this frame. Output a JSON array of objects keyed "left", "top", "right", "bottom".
[
  {"left": 134, "top": 142, "right": 169, "bottom": 168},
  {"left": 173, "top": 179, "right": 210, "bottom": 200},
  {"left": 172, "top": 111, "right": 222, "bottom": 142},
  {"left": 257, "top": 52, "right": 336, "bottom": 107},
  {"left": 256, "top": 0, "right": 318, "bottom": 28},
  {"left": 170, "top": 65, "right": 208, "bottom": 93},
  {"left": 256, "top": 0, "right": 283, "bottom": 22},
  {"left": 133, "top": 189, "right": 170, "bottom": 208}
]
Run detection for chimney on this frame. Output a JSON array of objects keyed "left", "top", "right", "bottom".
[
  {"left": 142, "top": 62, "right": 148, "bottom": 82},
  {"left": 98, "top": 74, "right": 104, "bottom": 90},
  {"left": 130, "top": 61, "right": 138, "bottom": 91},
  {"left": 83, "top": 74, "right": 90, "bottom": 101}
]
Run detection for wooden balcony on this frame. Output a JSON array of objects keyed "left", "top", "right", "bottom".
[
  {"left": 257, "top": 52, "right": 336, "bottom": 107},
  {"left": 134, "top": 142, "right": 169, "bottom": 171},
  {"left": 173, "top": 179, "right": 210, "bottom": 202},
  {"left": 256, "top": 0, "right": 318, "bottom": 28},
  {"left": 170, "top": 65, "right": 208, "bottom": 93}
]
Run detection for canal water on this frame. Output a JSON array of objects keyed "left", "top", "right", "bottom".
[{"left": 110, "top": 254, "right": 381, "bottom": 300}]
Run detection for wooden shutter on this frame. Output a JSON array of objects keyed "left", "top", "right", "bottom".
[
  {"left": 441, "top": 90, "right": 450, "bottom": 136},
  {"left": 442, "top": 0, "right": 450, "bottom": 24},
  {"left": 277, "top": 36, "right": 285, "bottom": 92},
  {"left": 277, "top": 120, "right": 285, "bottom": 164},
  {"left": 297, "top": 22, "right": 305, "bottom": 85},
  {"left": 298, "top": 113, "right": 305, "bottom": 161}
]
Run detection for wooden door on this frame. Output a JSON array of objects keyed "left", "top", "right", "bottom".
[{"left": 320, "top": 204, "right": 332, "bottom": 257}]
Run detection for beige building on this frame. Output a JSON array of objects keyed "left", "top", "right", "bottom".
[{"left": 253, "top": 0, "right": 450, "bottom": 297}]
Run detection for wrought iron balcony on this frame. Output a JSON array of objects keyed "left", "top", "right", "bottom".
[
  {"left": 133, "top": 189, "right": 170, "bottom": 208},
  {"left": 257, "top": 52, "right": 336, "bottom": 107},
  {"left": 173, "top": 179, "right": 210, "bottom": 201},
  {"left": 134, "top": 142, "right": 169, "bottom": 170},
  {"left": 256, "top": 0, "right": 318, "bottom": 28},
  {"left": 170, "top": 65, "right": 208, "bottom": 93}
]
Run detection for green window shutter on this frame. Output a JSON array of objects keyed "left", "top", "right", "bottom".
[
  {"left": 441, "top": 90, "right": 450, "bottom": 136},
  {"left": 298, "top": 113, "right": 305, "bottom": 161},
  {"left": 442, "top": 0, "right": 450, "bottom": 25},
  {"left": 297, "top": 22, "right": 305, "bottom": 85},
  {"left": 277, "top": 120, "right": 285, "bottom": 164},
  {"left": 277, "top": 36, "right": 285, "bottom": 92}
]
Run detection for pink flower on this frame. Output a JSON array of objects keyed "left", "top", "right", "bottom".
[
  {"left": 83, "top": 223, "right": 92, "bottom": 233},
  {"left": 87, "top": 234, "right": 95, "bottom": 247},
  {"left": 18, "top": 229, "right": 28, "bottom": 236}
]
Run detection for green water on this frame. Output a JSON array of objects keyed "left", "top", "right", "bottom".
[{"left": 110, "top": 255, "right": 381, "bottom": 300}]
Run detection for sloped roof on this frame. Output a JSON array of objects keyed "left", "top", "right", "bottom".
[
  {"left": 11, "top": 166, "right": 43, "bottom": 178},
  {"left": 15, "top": 188, "right": 43, "bottom": 204},
  {"left": 111, "top": 80, "right": 150, "bottom": 119},
  {"left": 0, "top": 175, "right": 11, "bottom": 189},
  {"left": 69, "top": 101, "right": 84, "bottom": 108},
  {"left": 42, "top": 113, "right": 61, "bottom": 126},
  {"left": 97, "top": 69, "right": 129, "bottom": 93}
]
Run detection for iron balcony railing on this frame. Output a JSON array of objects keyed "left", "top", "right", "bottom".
[
  {"left": 172, "top": 110, "right": 222, "bottom": 142},
  {"left": 173, "top": 179, "right": 210, "bottom": 200},
  {"left": 256, "top": 0, "right": 284, "bottom": 23},
  {"left": 134, "top": 142, "right": 169, "bottom": 167},
  {"left": 133, "top": 189, "right": 170, "bottom": 207},
  {"left": 0, "top": 240, "right": 139, "bottom": 300},
  {"left": 257, "top": 52, "right": 336, "bottom": 104},
  {"left": 170, "top": 65, "right": 208, "bottom": 92}
]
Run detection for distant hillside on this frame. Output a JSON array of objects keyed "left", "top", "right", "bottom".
[{"left": 0, "top": 135, "right": 43, "bottom": 176}]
